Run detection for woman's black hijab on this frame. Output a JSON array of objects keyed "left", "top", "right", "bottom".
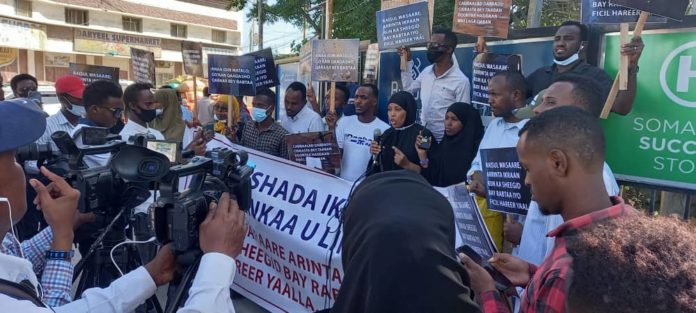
[
  {"left": 425, "top": 102, "right": 484, "bottom": 187},
  {"left": 331, "top": 170, "right": 480, "bottom": 313},
  {"left": 372, "top": 92, "right": 425, "bottom": 173}
]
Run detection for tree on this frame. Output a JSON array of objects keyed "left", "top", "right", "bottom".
[{"left": 229, "top": 0, "right": 324, "bottom": 37}]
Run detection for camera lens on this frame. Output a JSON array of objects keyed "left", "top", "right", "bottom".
[{"left": 139, "top": 160, "right": 160, "bottom": 177}]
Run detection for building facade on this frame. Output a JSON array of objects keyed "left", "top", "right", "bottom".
[{"left": 0, "top": 0, "right": 243, "bottom": 86}]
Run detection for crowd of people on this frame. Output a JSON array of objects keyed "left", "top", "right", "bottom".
[{"left": 0, "top": 18, "right": 695, "bottom": 313}]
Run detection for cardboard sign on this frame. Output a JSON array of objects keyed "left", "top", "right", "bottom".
[
  {"left": 609, "top": 0, "right": 689, "bottom": 21},
  {"left": 581, "top": 0, "right": 666, "bottom": 24},
  {"left": 376, "top": 2, "right": 431, "bottom": 50},
  {"left": 311, "top": 39, "right": 360, "bottom": 82},
  {"left": 181, "top": 41, "right": 204, "bottom": 77},
  {"left": 246, "top": 48, "right": 279, "bottom": 89},
  {"left": 452, "top": 0, "right": 513, "bottom": 38},
  {"left": 69, "top": 63, "right": 119, "bottom": 85},
  {"left": 471, "top": 53, "right": 521, "bottom": 112},
  {"left": 441, "top": 185, "right": 497, "bottom": 260},
  {"left": 130, "top": 47, "right": 155, "bottom": 84},
  {"left": 286, "top": 131, "right": 342, "bottom": 176},
  {"left": 207, "top": 54, "right": 256, "bottom": 96},
  {"left": 299, "top": 42, "right": 312, "bottom": 84},
  {"left": 363, "top": 43, "right": 380, "bottom": 82},
  {"left": 480, "top": 147, "right": 531, "bottom": 216},
  {"left": 380, "top": 0, "right": 434, "bottom": 27}
]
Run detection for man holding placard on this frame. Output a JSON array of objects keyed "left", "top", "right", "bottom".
[
  {"left": 525, "top": 21, "right": 644, "bottom": 115},
  {"left": 399, "top": 29, "right": 470, "bottom": 142}
]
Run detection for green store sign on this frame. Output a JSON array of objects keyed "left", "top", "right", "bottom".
[{"left": 602, "top": 29, "right": 696, "bottom": 190}]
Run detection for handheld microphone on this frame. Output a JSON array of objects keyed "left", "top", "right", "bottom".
[{"left": 373, "top": 129, "right": 382, "bottom": 166}]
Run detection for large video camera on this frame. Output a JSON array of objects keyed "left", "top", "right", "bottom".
[
  {"left": 17, "top": 128, "right": 148, "bottom": 215},
  {"left": 111, "top": 145, "right": 254, "bottom": 265}
]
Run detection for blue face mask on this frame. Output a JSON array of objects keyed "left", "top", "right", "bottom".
[
  {"left": 553, "top": 51, "right": 580, "bottom": 66},
  {"left": 252, "top": 107, "right": 269, "bottom": 122}
]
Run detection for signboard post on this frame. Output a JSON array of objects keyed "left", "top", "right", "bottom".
[
  {"left": 452, "top": 0, "right": 513, "bottom": 39},
  {"left": 286, "top": 132, "right": 342, "bottom": 175},
  {"left": 480, "top": 147, "right": 531, "bottom": 216},
  {"left": 130, "top": 47, "right": 155, "bottom": 84},
  {"left": 471, "top": 53, "right": 521, "bottom": 116},
  {"left": 69, "top": 63, "right": 120, "bottom": 85},
  {"left": 601, "top": 30, "right": 696, "bottom": 190}
]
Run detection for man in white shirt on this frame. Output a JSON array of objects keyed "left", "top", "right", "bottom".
[
  {"left": 328, "top": 84, "right": 389, "bottom": 181},
  {"left": 467, "top": 71, "right": 528, "bottom": 196},
  {"left": 515, "top": 74, "right": 622, "bottom": 267},
  {"left": 399, "top": 29, "right": 471, "bottom": 142},
  {"left": 280, "top": 82, "right": 323, "bottom": 134},
  {"left": 36, "top": 76, "right": 86, "bottom": 151},
  {"left": 196, "top": 87, "right": 214, "bottom": 126},
  {"left": 0, "top": 100, "right": 246, "bottom": 313},
  {"left": 120, "top": 82, "right": 165, "bottom": 142},
  {"left": 69, "top": 80, "right": 125, "bottom": 168}
]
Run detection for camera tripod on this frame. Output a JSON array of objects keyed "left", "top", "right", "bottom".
[{"left": 72, "top": 207, "right": 163, "bottom": 313}]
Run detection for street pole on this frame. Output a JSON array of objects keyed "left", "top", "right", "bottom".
[
  {"left": 258, "top": 0, "right": 264, "bottom": 49},
  {"left": 325, "top": 0, "right": 335, "bottom": 113},
  {"left": 527, "top": 0, "right": 543, "bottom": 28}
]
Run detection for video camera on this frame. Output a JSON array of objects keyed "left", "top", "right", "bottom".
[
  {"left": 17, "top": 128, "right": 149, "bottom": 215},
  {"left": 111, "top": 145, "right": 254, "bottom": 265}
]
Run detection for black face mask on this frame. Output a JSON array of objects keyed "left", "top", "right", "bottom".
[
  {"left": 426, "top": 49, "right": 444, "bottom": 63},
  {"left": 136, "top": 108, "right": 157, "bottom": 123},
  {"left": 110, "top": 118, "right": 125, "bottom": 134}
]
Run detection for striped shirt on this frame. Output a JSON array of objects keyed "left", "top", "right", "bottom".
[
  {"left": 1, "top": 228, "right": 73, "bottom": 307},
  {"left": 36, "top": 111, "right": 76, "bottom": 151}
]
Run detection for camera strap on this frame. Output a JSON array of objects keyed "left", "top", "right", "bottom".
[{"left": 0, "top": 278, "right": 46, "bottom": 307}]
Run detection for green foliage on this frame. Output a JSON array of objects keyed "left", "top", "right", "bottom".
[{"left": 231, "top": 0, "right": 584, "bottom": 47}]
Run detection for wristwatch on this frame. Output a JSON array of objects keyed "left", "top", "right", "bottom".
[
  {"left": 419, "top": 158, "right": 429, "bottom": 167},
  {"left": 45, "top": 250, "right": 74, "bottom": 261}
]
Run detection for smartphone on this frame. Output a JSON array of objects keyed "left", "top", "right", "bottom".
[
  {"left": 456, "top": 245, "right": 514, "bottom": 292},
  {"left": 418, "top": 135, "right": 432, "bottom": 150}
]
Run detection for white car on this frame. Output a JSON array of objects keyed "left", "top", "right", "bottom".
[{"left": 3, "top": 80, "right": 134, "bottom": 116}]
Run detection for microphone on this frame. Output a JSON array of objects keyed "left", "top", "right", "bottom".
[{"left": 373, "top": 129, "right": 382, "bottom": 166}]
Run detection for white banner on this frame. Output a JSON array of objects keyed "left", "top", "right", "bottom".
[{"left": 231, "top": 144, "right": 352, "bottom": 313}]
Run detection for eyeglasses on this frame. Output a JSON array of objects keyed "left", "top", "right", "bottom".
[
  {"left": 427, "top": 42, "right": 450, "bottom": 49},
  {"left": 99, "top": 106, "right": 123, "bottom": 118}
]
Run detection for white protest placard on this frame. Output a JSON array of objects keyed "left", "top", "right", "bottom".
[{"left": 230, "top": 144, "right": 351, "bottom": 313}]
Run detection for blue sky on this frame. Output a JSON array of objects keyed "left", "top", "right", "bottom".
[{"left": 240, "top": 1, "right": 310, "bottom": 54}]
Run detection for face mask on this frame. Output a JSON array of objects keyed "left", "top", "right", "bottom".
[
  {"left": 155, "top": 108, "right": 163, "bottom": 117},
  {"left": 426, "top": 49, "right": 444, "bottom": 63},
  {"left": 136, "top": 108, "right": 157, "bottom": 123},
  {"left": 252, "top": 107, "right": 269, "bottom": 122},
  {"left": 553, "top": 51, "right": 580, "bottom": 66},
  {"left": 63, "top": 96, "right": 86, "bottom": 117}
]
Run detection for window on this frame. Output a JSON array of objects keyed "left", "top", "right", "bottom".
[
  {"left": 65, "top": 8, "right": 88, "bottom": 25},
  {"left": 212, "top": 30, "right": 227, "bottom": 43},
  {"left": 15, "top": 0, "right": 32, "bottom": 17},
  {"left": 122, "top": 16, "right": 142, "bottom": 33},
  {"left": 170, "top": 24, "right": 187, "bottom": 38}
]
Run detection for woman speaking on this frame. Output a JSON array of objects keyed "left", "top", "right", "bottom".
[{"left": 368, "top": 91, "right": 431, "bottom": 175}]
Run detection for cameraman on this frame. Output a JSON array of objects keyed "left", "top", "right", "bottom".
[
  {"left": 69, "top": 80, "right": 125, "bottom": 168},
  {"left": 1, "top": 101, "right": 247, "bottom": 312}
]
